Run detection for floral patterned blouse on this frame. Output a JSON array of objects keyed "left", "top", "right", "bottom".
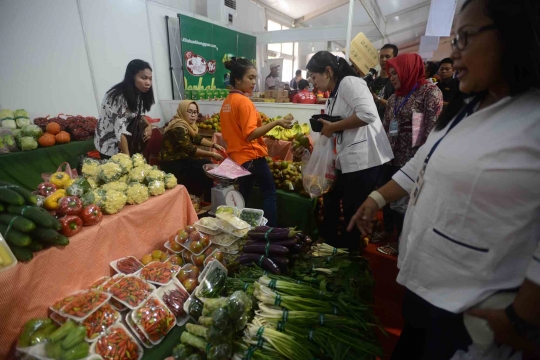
[
  {"left": 159, "top": 127, "right": 203, "bottom": 162},
  {"left": 94, "top": 92, "right": 143, "bottom": 156},
  {"left": 383, "top": 83, "right": 443, "bottom": 167}
]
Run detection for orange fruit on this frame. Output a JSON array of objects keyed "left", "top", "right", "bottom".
[
  {"left": 151, "top": 250, "right": 163, "bottom": 259},
  {"left": 141, "top": 254, "right": 153, "bottom": 265},
  {"left": 160, "top": 252, "right": 168, "bottom": 262}
]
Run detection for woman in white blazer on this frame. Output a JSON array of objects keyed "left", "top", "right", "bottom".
[
  {"left": 349, "top": 0, "right": 540, "bottom": 358},
  {"left": 306, "top": 51, "right": 393, "bottom": 252}
]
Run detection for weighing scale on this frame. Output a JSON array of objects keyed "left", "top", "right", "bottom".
[{"left": 203, "top": 163, "right": 245, "bottom": 215}]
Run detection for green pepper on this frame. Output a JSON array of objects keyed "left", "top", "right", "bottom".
[
  {"left": 61, "top": 325, "right": 87, "bottom": 350},
  {"left": 30, "top": 323, "right": 57, "bottom": 345}
]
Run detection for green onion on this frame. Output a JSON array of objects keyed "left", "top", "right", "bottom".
[
  {"left": 310, "top": 243, "right": 348, "bottom": 257},
  {"left": 180, "top": 331, "right": 208, "bottom": 352},
  {"left": 186, "top": 323, "right": 208, "bottom": 338}
]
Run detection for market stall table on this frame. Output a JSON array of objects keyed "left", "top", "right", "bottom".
[
  {"left": 212, "top": 132, "right": 294, "bottom": 161},
  {"left": 0, "top": 185, "right": 198, "bottom": 358},
  {"left": 0, "top": 140, "right": 96, "bottom": 190}
]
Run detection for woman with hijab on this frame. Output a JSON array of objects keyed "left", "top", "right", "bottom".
[
  {"left": 159, "top": 100, "right": 225, "bottom": 201},
  {"left": 375, "top": 53, "right": 443, "bottom": 256}
]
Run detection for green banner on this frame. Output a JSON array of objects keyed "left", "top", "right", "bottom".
[{"left": 178, "top": 14, "right": 256, "bottom": 92}]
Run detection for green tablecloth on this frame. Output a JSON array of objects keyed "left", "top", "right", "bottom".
[
  {"left": 142, "top": 325, "right": 184, "bottom": 359},
  {"left": 250, "top": 188, "right": 319, "bottom": 239},
  {"left": 0, "top": 140, "right": 96, "bottom": 190}
]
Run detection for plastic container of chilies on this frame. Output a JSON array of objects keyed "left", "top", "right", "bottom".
[
  {"left": 154, "top": 278, "right": 191, "bottom": 326},
  {"left": 108, "top": 274, "right": 156, "bottom": 310},
  {"left": 131, "top": 295, "right": 176, "bottom": 345},
  {"left": 91, "top": 323, "right": 143, "bottom": 360},
  {"left": 125, "top": 311, "right": 154, "bottom": 348},
  {"left": 59, "top": 289, "right": 111, "bottom": 322},
  {"left": 82, "top": 303, "right": 121, "bottom": 342}
]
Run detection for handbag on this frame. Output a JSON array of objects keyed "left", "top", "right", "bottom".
[{"left": 309, "top": 114, "right": 342, "bottom": 132}]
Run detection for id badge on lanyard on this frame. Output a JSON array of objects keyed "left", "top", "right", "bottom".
[
  {"left": 391, "top": 85, "right": 418, "bottom": 138},
  {"left": 389, "top": 119, "right": 399, "bottom": 137}
]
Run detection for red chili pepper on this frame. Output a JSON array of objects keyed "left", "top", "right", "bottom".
[
  {"left": 60, "top": 215, "right": 83, "bottom": 237},
  {"left": 57, "top": 196, "right": 83, "bottom": 215},
  {"left": 80, "top": 204, "right": 103, "bottom": 226}
]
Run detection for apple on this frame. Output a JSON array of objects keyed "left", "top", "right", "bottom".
[
  {"left": 189, "top": 231, "right": 201, "bottom": 242},
  {"left": 177, "top": 231, "right": 188, "bottom": 244},
  {"left": 190, "top": 241, "right": 203, "bottom": 254},
  {"left": 213, "top": 251, "right": 224, "bottom": 262},
  {"left": 183, "top": 278, "right": 198, "bottom": 293},
  {"left": 185, "top": 225, "right": 196, "bottom": 234},
  {"left": 192, "top": 254, "right": 205, "bottom": 266}
]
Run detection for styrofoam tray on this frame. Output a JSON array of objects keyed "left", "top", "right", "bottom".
[
  {"left": 238, "top": 208, "right": 264, "bottom": 227},
  {"left": 50, "top": 290, "right": 86, "bottom": 314},
  {"left": 194, "top": 222, "right": 222, "bottom": 236},
  {"left": 196, "top": 217, "right": 223, "bottom": 231},
  {"left": 139, "top": 261, "right": 181, "bottom": 286},
  {"left": 101, "top": 274, "right": 126, "bottom": 293},
  {"left": 82, "top": 303, "right": 122, "bottom": 342},
  {"left": 216, "top": 219, "right": 250, "bottom": 237},
  {"left": 216, "top": 212, "right": 250, "bottom": 230},
  {"left": 108, "top": 275, "right": 156, "bottom": 310},
  {"left": 203, "top": 249, "right": 227, "bottom": 268},
  {"left": 154, "top": 278, "right": 191, "bottom": 327},
  {"left": 216, "top": 205, "right": 239, "bottom": 216},
  {"left": 0, "top": 234, "right": 17, "bottom": 273},
  {"left": 175, "top": 230, "right": 212, "bottom": 256},
  {"left": 130, "top": 295, "right": 176, "bottom": 345},
  {"left": 110, "top": 256, "right": 144, "bottom": 275},
  {"left": 59, "top": 289, "right": 111, "bottom": 322},
  {"left": 210, "top": 232, "right": 242, "bottom": 246},
  {"left": 18, "top": 343, "right": 102, "bottom": 360},
  {"left": 198, "top": 256, "right": 228, "bottom": 282},
  {"left": 90, "top": 323, "right": 143, "bottom": 360},
  {"left": 176, "top": 264, "right": 200, "bottom": 294},
  {"left": 88, "top": 276, "right": 111, "bottom": 291},
  {"left": 125, "top": 311, "right": 154, "bottom": 348},
  {"left": 164, "top": 237, "right": 183, "bottom": 254}
]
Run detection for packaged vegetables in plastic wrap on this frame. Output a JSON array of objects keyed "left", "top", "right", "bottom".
[
  {"left": 148, "top": 180, "right": 165, "bottom": 196},
  {"left": 92, "top": 323, "right": 142, "bottom": 360},
  {"left": 132, "top": 296, "right": 176, "bottom": 344},
  {"left": 302, "top": 135, "right": 336, "bottom": 198},
  {"left": 126, "top": 182, "right": 150, "bottom": 204}
]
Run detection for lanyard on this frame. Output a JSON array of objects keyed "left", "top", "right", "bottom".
[
  {"left": 393, "top": 84, "right": 418, "bottom": 117},
  {"left": 422, "top": 95, "right": 482, "bottom": 169}
]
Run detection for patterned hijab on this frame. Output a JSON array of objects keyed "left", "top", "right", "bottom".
[
  {"left": 163, "top": 100, "right": 199, "bottom": 137},
  {"left": 387, "top": 53, "right": 428, "bottom": 97}
]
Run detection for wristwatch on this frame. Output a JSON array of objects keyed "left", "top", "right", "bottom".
[{"left": 505, "top": 304, "right": 540, "bottom": 345}]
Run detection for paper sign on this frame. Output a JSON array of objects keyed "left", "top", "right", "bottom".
[{"left": 349, "top": 33, "right": 379, "bottom": 75}]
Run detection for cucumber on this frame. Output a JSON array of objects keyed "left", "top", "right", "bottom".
[
  {"left": 32, "top": 227, "right": 60, "bottom": 243},
  {"left": 50, "top": 216, "right": 62, "bottom": 231},
  {"left": 0, "top": 214, "right": 36, "bottom": 233},
  {"left": 7, "top": 205, "right": 54, "bottom": 228},
  {"left": 0, "top": 223, "right": 31, "bottom": 247},
  {"left": 9, "top": 245, "right": 33, "bottom": 261},
  {"left": 0, "top": 182, "right": 38, "bottom": 205},
  {"left": 27, "top": 240, "right": 44, "bottom": 252},
  {"left": 53, "top": 234, "right": 69, "bottom": 246},
  {"left": 0, "top": 203, "right": 4, "bottom": 212},
  {"left": 59, "top": 342, "right": 89, "bottom": 360},
  {"left": 0, "top": 188, "right": 25, "bottom": 205}
]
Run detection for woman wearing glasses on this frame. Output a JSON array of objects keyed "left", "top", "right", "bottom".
[
  {"left": 159, "top": 100, "right": 225, "bottom": 201},
  {"left": 349, "top": 0, "right": 540, "bottom": 358}
]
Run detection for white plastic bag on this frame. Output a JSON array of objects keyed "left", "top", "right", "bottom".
[{"left": 302, "top": 136, "right": 336, "bottom": 198}]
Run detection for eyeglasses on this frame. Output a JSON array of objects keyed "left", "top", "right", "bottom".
[
  {"left": 186, "top": 110, "right": 198, "bottom": 115},
  {"left": 451, "top": 24, "right": 497, "bottom": 51}
]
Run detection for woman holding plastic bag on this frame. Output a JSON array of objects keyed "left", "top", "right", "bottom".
[
  {"left": 305, "top": 51, "right": 393, "bottom": 251},
  {"left": 348, "top": 0, "right": 540, "bottom": 358},
  {"left": 375, "top": 53, "right": 443, "bottom": 256}
]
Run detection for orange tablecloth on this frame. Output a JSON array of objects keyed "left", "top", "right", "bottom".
[
  {"left": 0, "top": 186, "right": 198, "bottom": 357},
  {"left": 212, "top": 132, "right": 294, "bottom": 161}
]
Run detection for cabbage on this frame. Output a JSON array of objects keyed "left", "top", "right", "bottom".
[
  {"left": 0, "top": 109, "right": 14, "bottom": 121},
  {"left": 14, "top": 109, "right": 29, "bottom": 118},
  {"left": 14, "top": 110, "right": 30, "bottom": 128},
  {"left": 21, "top": 136, "right": 38, "bottom": 151},
  {"left": 21, "top": 124, "right": 43, "bottom": 140},
  {"left": 1, "top": 119, "right": 17, "bottom": 129}
]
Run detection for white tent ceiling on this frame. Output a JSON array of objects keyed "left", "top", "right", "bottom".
[{"left": 252, "top": 0, "right": 465, "bottom": 53}]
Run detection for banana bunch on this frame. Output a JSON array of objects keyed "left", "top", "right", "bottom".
[{"left": 264, "top": 115, "right": 310, "bottom": 141}]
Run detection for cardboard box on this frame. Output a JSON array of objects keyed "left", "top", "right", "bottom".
[
  {"left": 263, "top": 99, "right": 276, "bottom": 103},
  {"left": 276, "top": 98, "right": 290, "bottom": 103},
  {"left": 277, "top": 90, "right": 289, "bottom": 98},
  {"left": 349, "top": 32, "right": 379, "bottom": 75}
]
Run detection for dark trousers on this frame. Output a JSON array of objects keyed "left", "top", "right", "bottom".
[
  {"left": 391, "top": 290, "right": 472, "bottom": 360},
  {"left": 240, "top": 158, "right": 277, "bottom": 227},
  {"left": 321, "top": 165, "right": 382, "bottom": 251},
  {"left": 160, "top": 158, "right": 213, "bottom": 202},
  {"left": 380, "top": 165, "right": 405, "bottom": 235}
]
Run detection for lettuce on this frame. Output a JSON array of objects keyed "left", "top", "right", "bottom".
[
  {"left": 21, "top": 136, "right": 38, "bottom": 151},
  {"left": 1, "top": 119, "right": 17, "bottom": 129},
  {"left": 21, "top": 124, "right": 43, "bottom": 140}
]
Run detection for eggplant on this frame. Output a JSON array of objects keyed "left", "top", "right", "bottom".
[
  {"left": 289, "top": 243, "right": 304, "bottom": 254},
  {"left": 242, "top": 244, "right": 289, "bottom": 256},
  {"left": 270, "top": 257, "right": 289, "bottom": 273},
  {"left": 245, "top": 239, "right": 297, "bottom": 248},
  {"left": 237, "top": 253, "right": 281, "bottom": 274},
  {"left": 247, "top": 227, "right": 300, "bottom": 241}
]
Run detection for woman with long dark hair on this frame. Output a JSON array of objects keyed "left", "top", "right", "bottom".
[
  {"left": 306, "top": 51, "right": 393, "bottom": 251},
  {"left": 349, "top": 0, "right": 540, "bottom": 358},
  {"left": 220, "top": 58, "right": 293, "bottom": 226},
  {"left": 95, "top": 59, "right": 155, "bottom": 158}
]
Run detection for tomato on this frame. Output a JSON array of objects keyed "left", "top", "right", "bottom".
[
  {"left": 192, "top": 254, "right": 205, "bottom": 266},
  {"left": 183, "top": 278, "right": 198, "bottom": 293},
  {"left": 177, "top": 231, "right": 188, "bottom": 244},
  {"left": 189, "top": 231, "right": 201, "bottom": 242},
  {"left": 200, "top": 234, "right": 210, "bottom": 248},
  {"left": 213, "top": 251, "right": 224, "bottom": 262},
  {"left": 190, "top": 241, "right": 203, "bottom": 254},
  {"left": 185, "top": 225, "right": 196, "bottom": 234}
]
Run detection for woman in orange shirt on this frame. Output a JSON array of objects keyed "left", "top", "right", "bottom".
[{"left": 220, "top": 58, "right": 293, "bottom": 226}]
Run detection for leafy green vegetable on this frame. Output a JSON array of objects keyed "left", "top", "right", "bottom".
[
  {"left": 21, "top": 136, "right": 38, "bottom": 151},
  {"left": 199, "top": 268, "right": 227, "bottom": 298},
  {"left": 211, "top": 308, "right": 229, "bottom": 330},
  {"left": 21, "top": 124, "right": 43, "bottom": 140}
]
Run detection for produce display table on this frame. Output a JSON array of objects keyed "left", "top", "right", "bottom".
[
  {"left": 0, "top": 140, "right": 96, "bottom": 190},
  {"left": 212, "top": 132, "right": 294, "bottom": 161},
  {"left": 251, "top": 188, "right": 319, "bottom": 239},
  {"left": 0, "top": 186, "right": 198, "bottom": 357}
]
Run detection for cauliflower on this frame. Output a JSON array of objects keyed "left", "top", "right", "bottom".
[
  {"left": 126, "top": 183, "right": 150, "bottom": 204},
  {"left": 110, "top": 153, "right": 133, "bottom": 172},
  {"left": 144, "top": 164, "right": 153, "bottom": 172},
  {"left": 81, "top": 189, "right": 106, "bottom": 207},
  {"left": 101, "top": 189, "right": 127, "bottom": 214},
  {"left": 132, "top": 153, "right": 146, "bottom": 168},
  {"left": 164, "top": 173, "right": 177, "bottom": 189},
  {"left": 148, "top": 180, "right": 165, "bottom": 196},
  {"left": 145, "top": 169, "right": 165, "bottom": 183},
  {"left": 101, "top": 181, "right": 128, "bottom": 193},
  {"left": 97, "top": 162, "right": 124, "bottom": 183},
  {"left": 129, "top": 166, "right": 147, "bottom": 183},
  {"left": 82, "top": 158, "right": 100, "bottom": 178},
  {"left": 87, "top": 177, "right": 99, "bottom": 189},
  {"left": 118, "top": 174, "right": 129, "bottom": 184}
]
